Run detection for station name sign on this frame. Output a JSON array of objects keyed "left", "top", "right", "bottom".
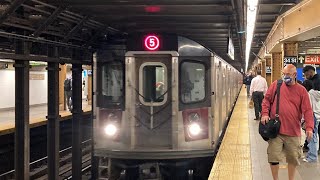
[{"left": 283, "top": 56, "right": 297, "bottom": 66}]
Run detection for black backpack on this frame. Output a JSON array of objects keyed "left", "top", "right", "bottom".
[{"left": 64, "top": 79, "right": 71, "bottom": 91}]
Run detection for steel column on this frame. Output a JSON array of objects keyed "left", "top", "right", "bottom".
[
  {"left": 72, "top": 63, "right": 83, "bottom": 179},
  {"left": 14, "top": 51, "right": 30, "bottom": 179},
  {"left": 47, "top": 44, "right": 60, "bottom": 180}
]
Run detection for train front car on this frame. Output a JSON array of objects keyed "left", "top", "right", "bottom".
[{"left": 93, "top": 34, "right": 239, "bottom": 179}]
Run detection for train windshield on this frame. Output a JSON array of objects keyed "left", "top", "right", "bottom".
[
  {"left": 180, "top": 61, "right": 206, "bottom": 103},
  {"left": 140, "top": 64, "right": 167, "bottom": 103},
  {"left": 101, "top": 62, "right": 124, "bottom": 102}
]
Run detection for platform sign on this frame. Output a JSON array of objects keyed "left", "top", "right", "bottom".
[
  {"left": 283, "top": 56, "right": 298, "bottom": 67},
  {"left": 144, "top": 35, "right": 160, "bottom": 51},
  {"left": 304, "top": 55, "right": 320, "bottom": 64},
  {"left": 266, "top": 66, "right": 272, "bottom": 74}
]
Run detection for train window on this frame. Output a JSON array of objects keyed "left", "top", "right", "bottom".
[
  {"left": 139, "top": 62, "right": 167, "bottom": 105},
  {"left": 101, "top": 62, "right": 124, "bottom": 102},
  {"left": 180, "top": 62, "right": 206, "bottom": 103}
]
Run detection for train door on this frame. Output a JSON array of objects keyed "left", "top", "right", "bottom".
[
  {"left": 225, "top": 65, "right": 229, "bottom": 116},
  {"left": 215, "top": 60, "right": 223, "bottom": 136},
  {"left": 133, "top": 54, "right": 172, "bottom": 149}
]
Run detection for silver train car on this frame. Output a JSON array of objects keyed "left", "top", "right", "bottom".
[{"left": 93, "top": 34, "right": 243, "bottom": 179}]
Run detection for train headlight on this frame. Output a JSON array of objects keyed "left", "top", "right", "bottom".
[
  {"left": 104, "top": 124, "right": 118, "bottom": 137},
  {"left": 188, "top": 123, "right": 201, "bottom": 136}
]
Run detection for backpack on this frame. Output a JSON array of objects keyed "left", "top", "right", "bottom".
[{"left": 64, "top": 79, "right": 71, "bottom": 91}]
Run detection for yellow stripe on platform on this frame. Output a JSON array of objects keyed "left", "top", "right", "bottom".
[{"left": 208, "top": 86, "right": 252, "bottom": 180}]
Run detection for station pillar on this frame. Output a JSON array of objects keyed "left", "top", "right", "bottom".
[
  {"left": 87, "top": 65, "right": 92, "bottom": 105},
  {"left": 261, "top": 59, "right": 266, "bottom": 79},
  {"left": 59, "top": 64, "right": 67, "bottom": 110},
  {"left": 271, "top": 52, "right": 282, "bottom": 82},
  {"left": 265, "top": 56, "right": 272, "bottom": 86},
  {"left": 14, "top": 39, "right": 30, "bottom": 180}
]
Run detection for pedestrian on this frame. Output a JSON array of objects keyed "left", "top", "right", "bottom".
[
  {"left": 302, "top": 80, "right": 320, "bottom": 162},
  {"left": 249, "top": 70, "right": 268, "bottom": 120},
  {"left": 303, "top": 65, "right": 320, "bottom": 153},
  {"left": 261, "top": 64, "right": 314, "bottom": 180},
  {"left": 245, "top": 72, "right": 253, "bottom": 96},
  {"left": 64, "top": 76, "right": 72, "bottom": 111}
]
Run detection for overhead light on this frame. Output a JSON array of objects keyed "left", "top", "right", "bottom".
[{"left": 245, "top": 0, "right": 259, "bottom": 71}]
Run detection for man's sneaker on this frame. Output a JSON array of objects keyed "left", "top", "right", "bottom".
[{"left": 303, "top": 158, "right": 318, "bottom": 163}]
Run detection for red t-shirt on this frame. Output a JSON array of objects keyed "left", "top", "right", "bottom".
[{"left": 261, "top": 81, "right": 314, "bottom": 136}]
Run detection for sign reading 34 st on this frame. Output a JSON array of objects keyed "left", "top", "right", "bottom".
[{"left": 283, "top": 56, "right": 298, "bottom": 66}]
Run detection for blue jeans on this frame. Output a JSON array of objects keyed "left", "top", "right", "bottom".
[{"left": 306, "top": 117, "right": 319, "bottom": 162}]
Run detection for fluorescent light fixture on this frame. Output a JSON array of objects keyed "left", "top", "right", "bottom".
[{"left": 245, "top": 0, "right": 259, "bottom": 71}]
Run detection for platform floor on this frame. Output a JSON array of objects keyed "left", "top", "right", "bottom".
[
  {"left": 209, "top": 86, "right": 320, "bottom": 180},
  {"left": 0, "top": 100, "right": 91, "bottom": 135}
]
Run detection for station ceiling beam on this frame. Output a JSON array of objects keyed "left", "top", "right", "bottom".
[
  {"left": 56, "top": 0, "right": 231, "bottom": 6},
  {"left": 260, "top": 0, "right": 296, "bottom": 6},
  {"left": 0, "top": 0, "right": 27, "bottom": 24},
  {"left": 33, "top": 5, "right": 67, "bottom": 37},
  {"left": 63, "top": 16, "right": 89, "bottom": 42}
]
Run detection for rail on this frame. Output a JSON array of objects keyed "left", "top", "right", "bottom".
[{"left": 0, "top": 139, "right": 92, "bottom": 179}]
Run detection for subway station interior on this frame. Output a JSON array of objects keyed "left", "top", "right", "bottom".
[{"left": 0, "top": 0, "right": 320, "bottom": 179}]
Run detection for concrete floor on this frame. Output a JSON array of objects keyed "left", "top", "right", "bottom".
[{"left": 248, "top": 96, "right": 320, "bottom": 180}]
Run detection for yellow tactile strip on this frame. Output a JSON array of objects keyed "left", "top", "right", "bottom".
[
  {"left": 208, "top": 86, "right": 252, "bottom": 180},
  {"left": 0, "top": 106, "right": 92, "bottom": 136}
]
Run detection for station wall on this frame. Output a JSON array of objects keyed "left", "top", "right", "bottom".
[{"left": 0, "top": 68, "right": 48, "bottom": 109}]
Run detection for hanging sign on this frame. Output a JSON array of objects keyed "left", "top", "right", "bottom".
[
  {"left": 283, "top": 56, "right": 297, "bottom": 67},
  {"left": 144, "top": 35, "right": 160, "bottom": 51},
  {"left": 304, "top": 55, "right": 320, "bottom": 64}
]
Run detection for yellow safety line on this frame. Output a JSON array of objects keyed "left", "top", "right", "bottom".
[{"left": 208, "top": 86, "right": 252, "bottom": 180}]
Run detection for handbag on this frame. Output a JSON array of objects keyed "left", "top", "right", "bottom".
[{"left": 259, "top": 80, "right": 282, "bottom": 141}]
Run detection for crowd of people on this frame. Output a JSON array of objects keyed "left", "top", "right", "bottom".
[{"left": 244, "top": 64, "right": 320, "bottom": 180}]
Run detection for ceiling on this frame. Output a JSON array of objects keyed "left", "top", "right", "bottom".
[
  {"left": 66, "top": 0, "right": 246, "bottom": 70},
  {"left": 0, "top": 0, "right": 304, "bottom": 71},
  {"left": 249, "top": 0, "right": 299, "bottom": 68}
]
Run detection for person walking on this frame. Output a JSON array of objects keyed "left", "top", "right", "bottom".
[
  {"left": 261, "top": 64, "right": 314, "bottom": 180},
  {"left": 245, "top": 72, "right": 253, "bottom": 96},
  {"left": 249, "top": 70, "right": 268, "bottom": 120}
]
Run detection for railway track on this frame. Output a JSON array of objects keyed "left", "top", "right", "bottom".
[{"left": 0, "top": 139, "right": 92, "bottom": 180}]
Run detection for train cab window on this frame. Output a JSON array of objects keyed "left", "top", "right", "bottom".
[
  {"left": 139, "top": 62, "right": 167, "bottom": 105},
  {"left": 180, "top": 62, "right": 206, "bottom": 103},
  {"left": 101, "top": 62, "right": 124, "bottom": 102}
]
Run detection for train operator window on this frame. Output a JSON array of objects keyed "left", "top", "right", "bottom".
[
  {"left": 180, "top": 62, "right": 206, "bottom": 103},
  {"left": 101, "top": 62, "right": 124, "bottom": 102},
  {"left": 139, "top": 62, "right": 167, "bottom": 105}
]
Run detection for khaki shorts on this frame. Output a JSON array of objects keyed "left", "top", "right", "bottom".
[{"left": 267, "top": 134, "right": 302, "bottom": 166}]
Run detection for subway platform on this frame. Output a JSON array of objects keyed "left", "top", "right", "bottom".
[
  {"left": 0, "top": 100, "right": 91, "bottom": 135},
  {"left": 209, "top": 86, "right": 320, "bottom": 180}
]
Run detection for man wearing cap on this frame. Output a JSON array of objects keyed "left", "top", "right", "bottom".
[{"left": 261, "top": 64, "right": 314, "bottom": 180}]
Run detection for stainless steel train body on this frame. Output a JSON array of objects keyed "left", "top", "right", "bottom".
[{"left": 93, "top": 34, "right": 242, "bottom": 178}]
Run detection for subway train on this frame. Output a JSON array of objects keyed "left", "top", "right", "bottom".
[{"left": 93, "top": 34, "right": 243, "bottom": 179}]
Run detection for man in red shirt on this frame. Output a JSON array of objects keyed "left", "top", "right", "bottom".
[{"left": 261, "top": 64, "right": 313, "bottom": 180}]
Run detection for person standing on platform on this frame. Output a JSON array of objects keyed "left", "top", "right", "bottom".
[
  {"left": 302, "top": 80, "right": 320, "bottom": 162},
  {"left": 261, "top": 64, "right": 314, "bottom": 180},
  {"left": 64, "top": 76, "right": 72, "bottom": 111},
  {"left": 249, "top": 70, "right": 268, "bottom": 120},
  {"left": 303, "top": 65, "right": 320, "bottom": 154},
  {"left": 245, "top": 72, "right": 253, "bottom": 96}
]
